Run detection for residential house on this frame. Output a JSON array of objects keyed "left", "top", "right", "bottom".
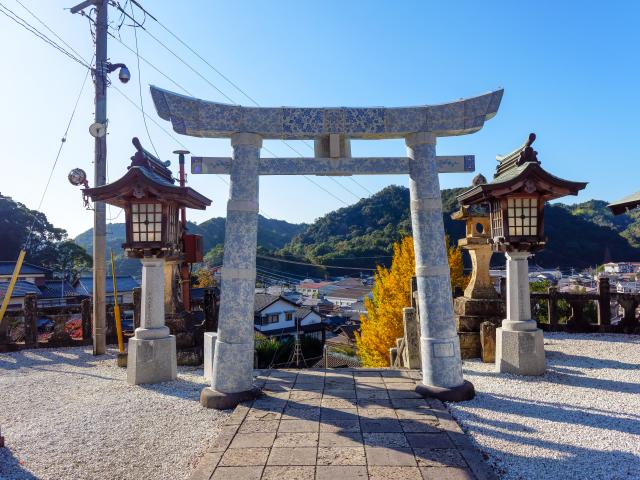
[
  {"left": 73, "top": 275, "right": 140, "bottom": 304},
  {"left": 297, "top": 280, "right": 335, "bottom": 297},
  {"left": 254, "top": 293, "right": 323, "bottom": 340},
  {"left": 0, "top": 261, "right": 49, "bottom": 285},
  {"left": 0, "top": 278, "right": 83, "bottom": 309}
]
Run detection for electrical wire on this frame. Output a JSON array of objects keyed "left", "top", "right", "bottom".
[
  {"left": 128, "top": 2, "right": 159, "bottom": 157},
  {"left": 257, "top": 255, "right": 377, "bottom": 272},
  {"left": 0, "top": 2, "right": 90, "bottom": 69},
  {"left": 121, "top": 0, "right": 357, "bottom": 206},
  {"left": 24, "top": 53, "right": 94, "bottom": 250}
]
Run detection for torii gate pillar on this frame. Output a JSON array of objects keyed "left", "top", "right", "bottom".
[{"left": 407, "top": 132, "right": 473, "bottom": 400}]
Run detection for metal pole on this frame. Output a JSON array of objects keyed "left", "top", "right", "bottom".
[
  {"left": 92, "top": 0, "right": 108, "bottom": 355},
  {"left": 174, "top": 150, "right": 191, "bottom": 311}
]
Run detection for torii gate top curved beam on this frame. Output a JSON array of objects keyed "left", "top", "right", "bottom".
[{"left": 150, "top": 86, "right": 503, "bottom": 139}]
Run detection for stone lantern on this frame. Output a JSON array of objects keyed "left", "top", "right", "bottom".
[
  {"left": 451, "top": 174, "right": 504, "bottom": 360},
  {"left": 84, "top": 138, "right": 211, "bottom": 384},
  {"left": 457, "top": 134, "right": 586, "bottom": 375}
]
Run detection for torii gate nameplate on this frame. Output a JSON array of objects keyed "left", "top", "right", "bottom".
[{"left": 150, "top": 86, "right": 503, "bottom": 409}]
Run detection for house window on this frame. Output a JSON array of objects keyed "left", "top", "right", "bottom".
[
  {"left": 490, "top": 200, "right": 503, "bottom": 238},
  {"left": 267, "top": 314, "right": 279, "bottom": 324},
  {"left": 285, "top": 312, "right": 293, "bottom": 321},
  {"left": 131, "top": 203, "right": 162, "bottom": 242},
  {"left": 507, "top": 197, "right": 538, "bottom": 236}
]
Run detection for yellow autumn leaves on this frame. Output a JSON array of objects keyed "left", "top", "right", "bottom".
[{"left": 356, "top": 236, "right": 467, "bottom": 367}]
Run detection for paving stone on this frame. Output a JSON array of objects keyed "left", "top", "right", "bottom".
[
  {"left": 210, "top": 466, "right": 262, "bottom": 480},
  {"left": 419, "top": 466, "right": 475, "bottom": 479},
  {"left": 188, "top": 452, "right": 222, "bottom": 480},
  {"left": 273, "top": 432, "right": 319, "bottom": 448},
  {"left": 278, "top": 419, "right": 319, "bottom": 433},
  {"left": 359, "top": 408, "right": 397, "bottom": 419},
  {"left": 368, "top": 466, "right": 423, "bottom": 480},
  {"left": 238, "top": 420, "right": 280, "bottom": 434},
  {"left": 262, "top": 466, "right": 315, "bottom": 480},
  {"left": 413, "top": 448, "right": 467, "bottom": 468},
  {"left": 365, "top": 447, "right": 417, "bottom": 466},
  {"left": 387, "top": 389, "right": 424, "bottom": 399},
  {"left": 357, "top": 399, "right": 393, "bottom": 409},
  {"left": 207, "top": 425, "right": 239, "bottom": 452},
  {"left": 229, "top": 432, "right": 276, "bottom": 448},
  {"left": 363, "top": 432, "right": 410, "bottom": 448},
  {"left": 399, "top": 419, "right": 442, "bottom": 433},
  {"left": 319, "top": 431, "right": 363, "bottom": 447},
  {"left": 390, "top": 398, "right": 430, "bottom": 408},
  {"left": 289, "top": 391, "right": 323, "bottom": 401},
  {"left": 315, "top": 465, "right": 368, "bottom": 480},
  {"left": 289, "top": 396, "right": 322, "bottom": 407},
  {"left": 226, "top": 405, "right": 251, "bottom": 425},
  {"left": 324, "top": 389, "right": 357, "bottom": 398},
  {"left": 317, "top": 446, "right": 366, "bottom": 465},
  {"left": 319, "top": 419, "right": 361, "bottom": 432},
  {"left": 395, "top": 409, "right": 438, "bottom": 420},
  {"left": 282, "top": 407, "right": 321, "bottom": 421},
  {"left": 267, "top": 447, "right": 317, "bottom": 466},
  {"left": 361, "top": 418, "right": 403, "bottom": 433},
  {"left": 405, "top": 433, "right": 455, "bottom": 449},
  {"left": 356, "top": 390, "right": 391, "bottom": 400},
  {"left": 321, "top": 398, "right": 358, "bottom": 408},
  {"left": 219, "top": 447, "right": 269, "bottom": 466},
  {"left": 245, "top": 410, "right": 282, "bottom": 421},
  {"left": 321, "top": 408, "right": 358, "bottom": 421}
]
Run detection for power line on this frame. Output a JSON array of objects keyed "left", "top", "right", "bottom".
[
  {"left": 0, "top": 2, "right": 90, "bottom": 69},
  {"left": 122, "top": 0, "right": 357, "bottom": 206},
  {"left": 128, "top": 2, "right": 159, "bottom": 157},
  {"left": 257, "top": 255, "right": 377, "bottom": 272},
  {"left": 25, "top": 53, "right": 94, "bottom": 250}
]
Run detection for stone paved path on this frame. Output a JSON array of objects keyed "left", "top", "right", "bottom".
[{"left": 189, "top": 369, "right": 496, "bottom": 480}]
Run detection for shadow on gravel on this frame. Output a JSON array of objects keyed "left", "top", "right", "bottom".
[{"left": 0, "top": 447, "right": 40, "bottom": 480}]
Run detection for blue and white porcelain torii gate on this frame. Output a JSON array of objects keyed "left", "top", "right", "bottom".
[{"left": 151, "top": 86, "right": 503, "bottom": 408}]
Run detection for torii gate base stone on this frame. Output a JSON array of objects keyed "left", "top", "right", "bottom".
[{"left": 151, "top": 86, "right": 503, "bottom": 409}]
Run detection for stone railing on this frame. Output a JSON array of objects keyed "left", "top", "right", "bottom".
[
  {"left": 391, "top": 276, "right": 640, "bottom": 367},
  {"left": 530, "top": 278, "right": 639, "bottom": 333},
  {"left": 0, "top": 287, "right": 220, "bottom": 353}
]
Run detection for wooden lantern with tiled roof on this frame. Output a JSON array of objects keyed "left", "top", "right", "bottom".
[
  {"left": 83, "top": 137, "right": 211, "bottom": 259},
  {"left": 457, "top": 134, "right": 587, "bottom": 376},
  {"left": 83, "top": 138, "right": 211, "bottom": 385},
  {"left": 457, "top": 133, "right": 587, "bottom": 253}
]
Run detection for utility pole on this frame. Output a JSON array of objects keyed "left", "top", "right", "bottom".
[{"left": 71, "top": 0, "right": 129, "bottom": 355}]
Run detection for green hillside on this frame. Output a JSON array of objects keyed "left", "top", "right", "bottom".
[
  {"left": 71, "top": 186, "right": 640, "bottom": 275},
  {"left": 279, "top": 185, "right": 640, "bottom": 270}
]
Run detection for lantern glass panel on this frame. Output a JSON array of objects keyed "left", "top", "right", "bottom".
[
  {"left": 131, "top": 202, "right": 163, "bottom": 242},
  {"left": 490, "top": 200, "right": 503, "bottom": 237},
  {"left": 506, "top": 197, "right": 538, "bottom": 236}
]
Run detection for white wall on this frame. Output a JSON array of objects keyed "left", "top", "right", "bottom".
[
  {"left": 300, "top": 311, "right": 322, "bottom": 326},
  {"left": 256, "top": 299, "right": 297, "bottom": 332}
]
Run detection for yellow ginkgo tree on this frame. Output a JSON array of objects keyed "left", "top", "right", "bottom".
[{"left": 356, "top": 235, "right": 467, "bottom": 367}]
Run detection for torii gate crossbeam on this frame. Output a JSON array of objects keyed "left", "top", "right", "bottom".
[{"left": 150, "top": 86, "right": 504, "bottom": 409}]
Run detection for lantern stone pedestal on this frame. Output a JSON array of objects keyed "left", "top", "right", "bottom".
[
  {"left": 495, "top": 251, "right": 545, "bottom": 375},
  {"left": 451, "top": 205, "right": 504, "bottom": 359},
  {"left": 127, "top": 258, "right": 177, "bottom": 385}
]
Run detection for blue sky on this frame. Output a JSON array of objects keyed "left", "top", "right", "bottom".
[{"left": 1, "top": 0, "right": 638, "bottom": 237}]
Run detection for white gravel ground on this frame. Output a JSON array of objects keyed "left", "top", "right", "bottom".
[
  {"left": 448, "top": 333, "right": 640, "bottom": 480},
  {"left": 0, "top": 346, "right": 228, "bottom": 480}
]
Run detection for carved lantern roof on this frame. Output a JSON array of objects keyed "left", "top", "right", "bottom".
[
  {"left": 83, "top": 137, "right": 211, "bottom": 210},
  {"left": 457, "top": 133, "right": 587, "bottom": 206},
  {"left": 608, "top": 191, "right": 640, "bottom": 215}
]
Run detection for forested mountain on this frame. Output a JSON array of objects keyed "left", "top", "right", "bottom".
[
  {"left": 74, "top": 216, "right": 306, "bottom": 277},
  {"left": 560, "top": 199, "right": 640, "bottom": 248},
  {"left": 279, "top": 185, "right": 640, "bottom": 270},
  {"left": 0, "top": 194, "right": 91, "bottom": 276}
]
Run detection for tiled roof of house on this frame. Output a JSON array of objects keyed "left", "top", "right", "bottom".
[
  {"left": 0, "top": 261, "right": 49, "bottom": 276},
  {"left": 40, "top": 280, "right": 81, "bottom": 299},
  {"left": 0, "top": 280, "right": 42, "bottom": 299},
  {"left": 74, "top": 275, "right": 140, "bottom": 295}
]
